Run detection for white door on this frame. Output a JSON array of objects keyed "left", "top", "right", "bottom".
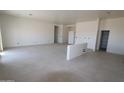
[{"left": 68, "top": 31, "right": 75, "bottom": 44}]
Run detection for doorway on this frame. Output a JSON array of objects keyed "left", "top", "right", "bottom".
[
  {"left": 54, "top": 26, "right": 59, "bottom": 43},
  {"left": 99, "top": 30, "right": 110, "bottom": 51}
]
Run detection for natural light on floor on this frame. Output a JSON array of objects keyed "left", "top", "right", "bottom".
[{"left": 0, "top": 52, "right": 5, "bottom": 56}]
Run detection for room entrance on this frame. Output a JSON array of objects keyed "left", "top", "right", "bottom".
[
  {"left": 99, "top": 30, "right": 110, "bottom": 51},
  {"left": 54, "top": 26, "right": 59, "bottom": 43}
]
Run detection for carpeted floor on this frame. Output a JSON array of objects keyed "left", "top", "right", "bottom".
[{"left": 0, "top": 44, "right": 124, "bottom": 82}]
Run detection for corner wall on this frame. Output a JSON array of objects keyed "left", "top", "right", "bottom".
[
  {"left": 99, "top": 17, "right": 124, "bottom": 55},
  {"left": 75, "top": 17, "right": 124, "bottom": 55},
  {"left": 75, "top": 20, "right": 99, "bottom": 51}
]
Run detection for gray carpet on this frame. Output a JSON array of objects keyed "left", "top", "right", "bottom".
[{"left": 0, "top": 44, "right": 124, "bottom": 82}]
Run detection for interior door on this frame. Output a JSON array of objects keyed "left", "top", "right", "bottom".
[{"left": 99, "top": 30, "right": 110, "bottom": 51}]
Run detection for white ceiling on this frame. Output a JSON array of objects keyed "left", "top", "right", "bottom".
[{"left": 0, "top": 10, "right": 124, "bottom": 24}]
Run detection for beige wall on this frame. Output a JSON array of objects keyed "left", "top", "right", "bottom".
[
  {"left": 75, "top": 17, "right": 124, "bottom": 55},
  {"left": 0, "top": 14, "right": 124, "bottom": 55},
  {"left": 99, "top": 17, "right": 124, "bottom": 55},
  {"left": 0, "top": 14, "right": 54, "bottom": 48},
  {"left": 75, "top": 20, "right": 99, "bottom": 51}
]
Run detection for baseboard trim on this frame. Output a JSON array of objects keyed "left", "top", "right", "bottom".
[{"left": 3, "top": 43, "right": 54, "bottom": 49}]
